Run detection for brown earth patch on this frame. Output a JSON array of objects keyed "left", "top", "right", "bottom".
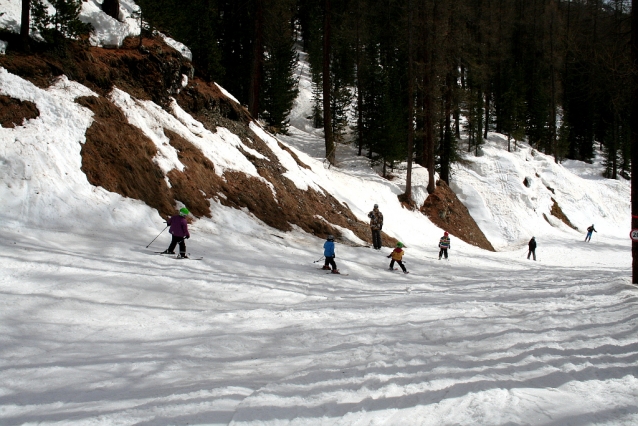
[
  {"left": 173, "top": 81, "right": 396, "bottom": 245},
  {"left": 550, "top": 198, "right": 578, "bottom": 230},
  {"left": 165, "top": 128, "right": 394, "bottom": 247},
  {"left": 77, "top": 95, "right": 174, "bottom": 215},
  {"left": 0, "top": 95, "right": 39, "bottom": 127},
  {"left": 0, "top": 36, "right": 192, "bottom": 106},
  {"left": 421, "top": 180, "right": 495, "bottom": 251}
]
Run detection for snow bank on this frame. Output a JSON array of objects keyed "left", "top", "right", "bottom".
[
  {"left": 81, "top": 0, "right": 141, "bottom": 47},
  {"left": 0, "top": 0, "right": 141, "bottom": 48},
  {"left": 0, "top": 69, "right": 160, "bottom": 233}
]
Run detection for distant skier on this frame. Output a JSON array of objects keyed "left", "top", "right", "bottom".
[
  {"left": 368, "top": 204, "right": 384, "bottom": 250},
  {"left": 527, "top": 237, "right": 536, "bottom": 260},
  {"left": 387, "top": 242, "right": 409, "bottom": 273},
  {"left": 161, "top": 207, "right": 190, "bottom": 258},
  {"left": 438, "top": 232, "right": 451, "bottom": 260},
  {"left": 585, "top": 224, "right": 597, "bottom": 242},
  {"left": 322, "top": 235, "right": 340, "bottom": 274}
]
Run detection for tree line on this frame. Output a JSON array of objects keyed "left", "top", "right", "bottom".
[
  {"left": 17, "top": 0, "right": 635, "bottom": 202},
  {"left": 136, "top": 0, "right": 632, "bottom": 196}
]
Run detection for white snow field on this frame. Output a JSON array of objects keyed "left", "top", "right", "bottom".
[{"left": 1, "top": 3, "right": 638, "bottom": 425}]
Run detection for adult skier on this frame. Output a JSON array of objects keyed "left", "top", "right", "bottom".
[
  {"left": 438, "top": 231, "right": 451, "bottom": 260},
  {"left": 161, "top": 207, "right": 190, "bottom": 258},
  {"left": 322, "top": 235, "right": 340, "bottom": 274},
  {"left": 368, "top": 204, "right": 384, "bottom": 249},
  {"left": 527, "top": 236, "right": 537, "bottom": 260},
  {"left": 387, "top": 242, "right": 409, "bottom": 273},
  {"left": 585, "top": 224, "right": 597, "bottom": 242}
]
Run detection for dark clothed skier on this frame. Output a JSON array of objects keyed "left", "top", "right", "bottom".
[
  {"left": 527, "top": 237, "right": 536, "bottom": 261},
  {"left": 162, "top": 207, "right": 190, "bottom": 258},
  {"left": 438, "top": 232, "right": 451, "bottom": 260},
  {"left": 585, "top": 224, "right": 597, "bottom": 242},
  {"left": 368, "top": 204, "right": 384, "bottom": 250},
  {"left": 322, "top": 235, "right": 340, "bottom": 274},
  {"left": 387, "top": 242, "right": 408, "bottom": 273}
]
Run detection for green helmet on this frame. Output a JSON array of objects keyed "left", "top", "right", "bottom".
[
  {"left": 179, "top": 207, "right": 190, "bottom": 216},
  {"left": 396, "top": 242, "right": 404, "bottom": 248}
]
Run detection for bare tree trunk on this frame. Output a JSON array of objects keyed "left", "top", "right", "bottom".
[
  {"left": 440, "top": 71, "right": 453, "bottom": 184},
  {"left": 102, "top": 0, "right": 120, "bottom": 20},
  {"left": 404, "top": 0, "right": 415, "bottom": 204},
  {"left": 632, "top": 0, "right": 637, "bottom": 283},
  {"left": 21, "top": 0, "right": 31, "bottom": 50},
  {"left": 549, "top": 3, "right": 558, "bottom": 162},
  {"left": 424, "top": 64, "right": 435, "bottom": 194},
  {"left": 484, "top": 89, "right": 490, "bottom": 140},
  {"left": 323, "top": 0, "right": 336, "bottom": 165},
  {"left": 249, "top": 0, "right": 264, "bottom": 119},
  {"left": 356, "top": 0, "right": 363, "bottom": 156}
]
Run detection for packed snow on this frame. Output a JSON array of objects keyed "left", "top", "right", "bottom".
[{"left": 1, "top": 5, "right": 637, "bottom": 425}]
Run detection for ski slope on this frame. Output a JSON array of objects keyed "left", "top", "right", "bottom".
[{"left": 1, "top": 2, "right": 637, "bottom": 424}]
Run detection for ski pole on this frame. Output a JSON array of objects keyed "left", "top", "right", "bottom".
[
  {"left": 146, "top": 226, "right": 168, "bottom": 248},
  {"left": 313, "top": 256, "right": 325, "bottom": 263}
]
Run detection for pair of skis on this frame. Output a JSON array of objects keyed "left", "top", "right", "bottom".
[{"left": 154, "top": 251, "right": 203, "bottom": 260}]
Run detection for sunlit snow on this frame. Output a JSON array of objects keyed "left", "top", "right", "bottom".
[{"left": 0, "top": 1, "right": 636, "bottom": 425}]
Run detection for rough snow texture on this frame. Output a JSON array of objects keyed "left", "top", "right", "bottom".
[{"left": 0, "top": 27, "right": 637, "bottom": 426}]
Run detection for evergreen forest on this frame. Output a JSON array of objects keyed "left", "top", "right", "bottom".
[{"left": 56, "top": 0, "right": 638, "bottom": 192}]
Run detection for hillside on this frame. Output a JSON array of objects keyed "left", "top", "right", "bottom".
[{"left": 1, "top": 2, "right": 637, "bottom": 425}]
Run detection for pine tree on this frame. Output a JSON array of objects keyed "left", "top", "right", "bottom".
[{"left": 31, "top": 0, "right": 92, "bottom": 44}]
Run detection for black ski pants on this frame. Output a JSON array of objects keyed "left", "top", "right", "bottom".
[
  {"left": 439, "top": 248, "right": 448, "bottom": 259},
  {"left": 527, "top": 249, "right": 536, "bottom": 260},
  {"left": 168, "top": 235, "right": 186, "bottom": 255},
  {"left": 324, "top": 256, "right": 337, "bottom": 271},
  {"left": 371, "top": 229, "right": 382, "bottom": 249},
  {"left": 390, "top": 259, "right": 407, "bottom": 272}
]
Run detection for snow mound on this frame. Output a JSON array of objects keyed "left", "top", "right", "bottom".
[{"left": 0, "top": 0, "right": 141, "bottom": 48}]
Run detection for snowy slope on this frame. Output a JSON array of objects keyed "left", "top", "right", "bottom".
[{"left": 1, "top": 4, "right": 637, "bottom": 425}]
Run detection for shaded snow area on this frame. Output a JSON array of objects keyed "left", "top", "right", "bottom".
[{"left": 1, "top": 46, "right": 638, "bottom": 426}]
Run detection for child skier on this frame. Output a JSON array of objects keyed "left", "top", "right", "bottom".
[
  {"left": 387, "top": 242, "right": 409, "bottom": 273},
  {"left": 585, "top": 224, "right": 597, "bottom": 242},
  {"left": 438, "top": 231, "right": 451, "bottom": 260},
  {"left": 322, "top": 235, "right": 340, "bottom": 274},
  {"left": 161, "top": 207, "right": 190, "bottom": 258}
]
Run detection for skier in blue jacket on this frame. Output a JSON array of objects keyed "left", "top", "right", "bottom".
[{"left": 322, "top": 235, "right": 340, "bottom": 274}]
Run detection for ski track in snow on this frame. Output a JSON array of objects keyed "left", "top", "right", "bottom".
[{"left": 1, "top": 224, "right": 636, "bottom": 425}]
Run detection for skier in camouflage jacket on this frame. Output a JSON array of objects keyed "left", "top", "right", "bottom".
[{"left": 368, "top": 204, "right": 384, "bottom": 249}]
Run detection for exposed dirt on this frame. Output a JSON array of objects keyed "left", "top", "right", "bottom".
[
  {"left": 0, "top": 36, "right": 193, "bottom": 106},
  {"left": 0, "top": 95, "right": 39, "bottom": 128},
  {"left": 550, "top": 198, "right": 579, "bottom": 231},
  {"left": 421, "top": 180, "right": 496, "bottom": 251},
  {"left": 77, "top": 95, "right": 175, "bottom": 215}
]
